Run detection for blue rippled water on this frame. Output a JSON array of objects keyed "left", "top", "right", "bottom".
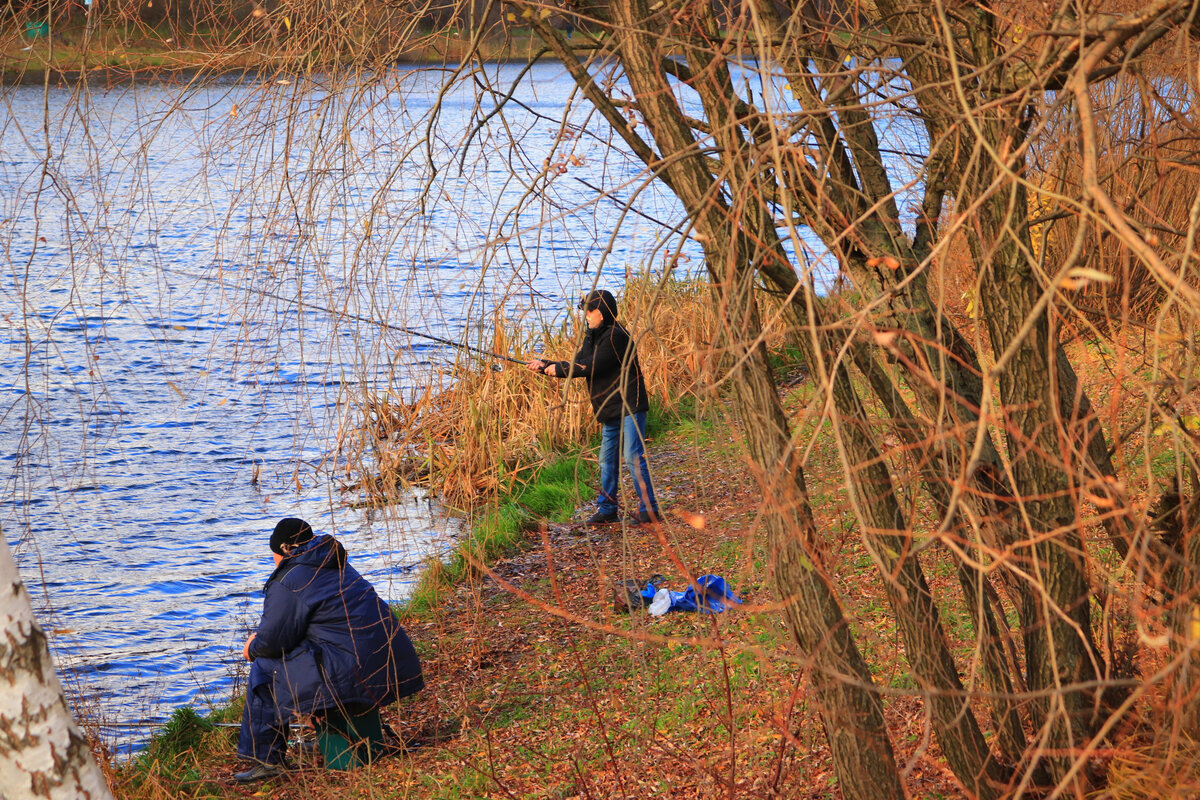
[{"left": 0, "top": 62, "right": 710, "bottom": 752}]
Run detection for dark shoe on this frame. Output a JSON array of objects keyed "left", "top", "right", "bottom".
[
  {"left": 633, "top": 509, "right": 663, "bottom": 525},
  {"left": 584, "top": 510, "right": 619, "bottom": 525},
  {"left": 233, "top": 761, "right": 287, "bottom": 783}
]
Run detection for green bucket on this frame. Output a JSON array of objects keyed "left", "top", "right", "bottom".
[
  {"left": 24, "top": 20, "right": 50, "bottom": 39},
  {"left": 315, "top": 707, "right": 387, "bottom": 770}
]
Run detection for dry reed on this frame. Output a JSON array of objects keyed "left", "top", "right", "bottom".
[
  {"left": 1031, "top": 78, "right": 1200, "bottom": 332},
  {"left": 348, "top": 275, "right": 725, "bottom": 511}
]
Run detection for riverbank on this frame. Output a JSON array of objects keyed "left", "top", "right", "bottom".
[
  {"left": 101, "top": 285, "right": 1199, "bottom": 797},
  {"left": 1, "top": 22, "right": 552, "bottom": 86},
  {"left": 110, "top": 391, "right": 974, "bottom": 796},
  {"left": 108, "top": 359, "right": 978, "bottom": 799}
]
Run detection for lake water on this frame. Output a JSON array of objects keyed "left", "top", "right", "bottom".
[{"left": 0, "top": 62, "right": 702, "bottom": 750}]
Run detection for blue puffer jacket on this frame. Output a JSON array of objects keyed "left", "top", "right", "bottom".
[{"left": 247, "top": 534, "right": 424, "bottom": 714}]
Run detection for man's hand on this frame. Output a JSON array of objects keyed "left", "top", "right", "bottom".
[
  {"left": 543, "top": 362, "right": 558, "bottom": 377},
  {"left": 243, "top": 632, "right": 256, "bottom": 662},
  {"left": 525, "top": 358, "right": 546, "bottom": 373}
]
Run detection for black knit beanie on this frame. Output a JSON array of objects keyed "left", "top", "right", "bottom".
[{"left": 270, "top": 517, "right": 313, "bottom": 556}]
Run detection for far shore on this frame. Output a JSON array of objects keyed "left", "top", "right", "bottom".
[{"left": 1, "top": 28, "right": 557, "bottom": 87}]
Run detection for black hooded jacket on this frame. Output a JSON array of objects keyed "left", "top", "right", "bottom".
[{"left": 547, "top": 301, "right": 648, "bottom": 424}]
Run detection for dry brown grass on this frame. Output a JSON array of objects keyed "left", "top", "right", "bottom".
[
  {"left": 347, "top": 276, "right": 732, "bottom": 510},
  {"left": 1101, "top": 740, "right": 1200, "bottom": 799},
  {"left": 1030, "top": 80, "right": 1200, "bottom": 332}
]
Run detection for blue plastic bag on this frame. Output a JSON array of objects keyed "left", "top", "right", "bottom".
[{"left": 647, "top": 574, "right": 741, "bottom": 616}]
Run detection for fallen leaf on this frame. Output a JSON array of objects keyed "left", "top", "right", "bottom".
[
  {"left": 873, "top": 330, "right": 899, "bottom": 347},
  {"left": 1083, "top": 492, "right": 1115, "bottom": 508}
]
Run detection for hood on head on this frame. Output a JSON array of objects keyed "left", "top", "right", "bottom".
[
  {"left": 579, "top": 289, "right": 617, "bottom": 324},
  {"left": 288, "top": 533, "right": 348, "bottom": 571}
]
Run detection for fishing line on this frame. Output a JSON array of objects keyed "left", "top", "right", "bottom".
[
  {"left": 158, "top": 266, "right": 527, "bottom": 366},
  {"left": 573, "top": 176, "right": 689, "bottom": 237}
]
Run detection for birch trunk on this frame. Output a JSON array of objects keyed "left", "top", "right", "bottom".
[{"left": 0, "top": 536, "right": 113, "bottom": 800}]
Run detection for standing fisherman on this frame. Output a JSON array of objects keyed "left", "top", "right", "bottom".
[{"left": 527, "top": 290, "right": 662, "bottom": 525}]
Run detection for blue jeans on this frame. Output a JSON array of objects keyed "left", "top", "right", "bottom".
[{"left": 597, "top": 411, "right": 658, "bottom": 516}]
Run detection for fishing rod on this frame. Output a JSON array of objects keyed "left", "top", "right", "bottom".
[
  {"left": 573, "top": 176, "right": 689, "bottom": 237},
  {"left": 159, "top": 267, "right": 527, "bottom": 366}
]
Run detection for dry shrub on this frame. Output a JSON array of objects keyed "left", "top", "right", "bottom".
[
  {"left": 1031, "top": 78, "right": 1200, "bottom": 331},
  {"left": 349, "top": 276, "right": 719, "bottom": 509},
  {"left": 1102, "top": 740, "right": 1200, "bottom": 799}
]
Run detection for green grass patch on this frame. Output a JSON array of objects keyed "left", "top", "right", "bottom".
[
  {"left": 123, "top": 706, "right": 234, "bottom": 796},
  {"left": 647, "top": 393, "right": 701, "bottom": 438},
  {"left": 400, "top": 389, "right": 704, "bottom": 613},
  {"left": 401, "top": 450, "right": 591, "bottom": 615}
]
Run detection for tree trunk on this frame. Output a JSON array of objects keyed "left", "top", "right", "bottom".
[
  {"left": 815, "top": 321, "right": 1007, "bottom": 797},
  {"left": 1160, "top": 475, "right": 1200, "bottom": 741},
  {"left": 852, "top": 345, "right": 1029, "bottom": 765},
  {"left": 974, "top": 186, "right": 1099, "bottom": 789},
  {"left": 0, "top": 536, "right": 113, "bottom": 800},
  {"left": 719, "top": 288, "right": 908, "bottom": 800},
  {"left": 526, "top": 5, "right": 912, "bottom": 791}
]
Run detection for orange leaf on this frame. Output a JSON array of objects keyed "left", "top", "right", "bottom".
[{"left": 873, "top": 330, "right": 899, "bottom": 347}]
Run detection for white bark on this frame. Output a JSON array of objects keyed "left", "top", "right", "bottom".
[{"left": 0, "top": 535, "right": 113, "bottom": 800}]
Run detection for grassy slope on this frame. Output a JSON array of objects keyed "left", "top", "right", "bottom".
[{"left": 114, "top": 379, "right": 974, "bottom": 799}]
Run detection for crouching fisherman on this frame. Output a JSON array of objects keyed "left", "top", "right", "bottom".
[{"left": 234, "top": 517, "right": 424, "bottom": 783}]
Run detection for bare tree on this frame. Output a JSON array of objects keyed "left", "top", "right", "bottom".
[
  {"left": 6, "top": 0, "right": 1200, "bottom": 795},
  {"left": 472, "top": 0, "right": 1200, "bottom": 796}
]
